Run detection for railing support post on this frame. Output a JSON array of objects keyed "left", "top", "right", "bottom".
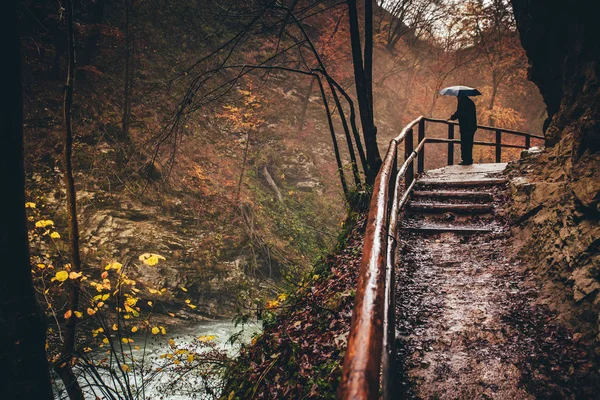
[
  {"left": 448, "top": 124, "right": 454, "bottom": 165},
  {"left": 525, "top": 135, "right": 531, "bottom": 149},
  {"left": 405, "top": 128, "right": 414, "bottom": 188},
  {"left": 495, "top": 130, "right": 502, "bottom": 163},
  {"left": 417, "top": 119, "right": 425, "bottom": 173}
]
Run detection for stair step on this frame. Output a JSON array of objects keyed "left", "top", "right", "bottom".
[
  {"left": 412, "top": 190, "right": 494, "bottom": 202},
  {"left": 407, "top": 202, "right": 493, "bottom": 214},
  {"left": 400, "top": 223, "right": 497, "bottom": 234},
  {"left": 416, "top": 178, "right": 507, "bottom": 188}
]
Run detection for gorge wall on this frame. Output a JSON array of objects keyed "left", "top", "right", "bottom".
[{"left": 508, "top": 0, "right": 600, "bottom": 345}]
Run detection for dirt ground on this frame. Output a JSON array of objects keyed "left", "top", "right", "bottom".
[{"left": 394, "top": 219, "right": 598, "bottom": 399}]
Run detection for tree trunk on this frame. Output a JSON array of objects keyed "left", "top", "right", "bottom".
[
  {"left": 261, "top": 166, "right": 283, "bottom": 203},
  {"left": 79, "top": 0, "right": 106, "bottom": 66},
  {"left": 488, "top": 71, "right": 499, "bottom": 126},
  {"left": 364, "top": 0, "right": 374, "bottom": 116},
  {"left": 55, "top": 1, "right": 85, "bottom": 399},
  {"left": 347, "top": 0, "right": 381, "bottom": 185},
  {"left": 296, "top": 79, "right": 314, "bottom": 133},
  {"left": 329, "top": 80, "right": 362, "bottom": 187},
  {"left": 121, "top": 0, "right": 134, "bottom": 141},
  {"left": 0, "top": 4, "right": 54, "bottom": 398},
  {"left": 316, "top": 77, "right": 348, "bottom": 196}
]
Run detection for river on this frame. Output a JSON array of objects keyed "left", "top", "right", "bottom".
[{"left": 53, "top": 319, "right": 262, "bottom": 399}]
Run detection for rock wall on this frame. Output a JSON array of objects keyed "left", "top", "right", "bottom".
[
  {"left": 508, "top": 0, "right": 600, "bottom": 344},
  {"left": 512, "top": 0, "right": 600, "bottom": 157}
]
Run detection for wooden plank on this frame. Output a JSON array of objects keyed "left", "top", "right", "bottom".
[
  {"left": 407, "top": 202, "right": 493, "bottom": 214},
  {"left": 401, "top": 224, "right": 496, "bottom": 234},
  {"left": 412, "top": 190, "right": 494, "bottom": 201},
  {"left": 417, "top": 178, "right": 507, "bottom": 187}
]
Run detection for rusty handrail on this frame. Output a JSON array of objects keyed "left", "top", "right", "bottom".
[{"left": 337, "top": 117, "right": 543, "bottom": 400}]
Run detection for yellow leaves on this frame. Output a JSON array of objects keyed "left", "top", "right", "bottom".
[
  {"left": 180, "top": 287, "right": 188, "bottom": 292},
  {"left": 86, "top": 308, "right": 96, "bottom": 316},
  {"left": 265, "top": 300, "right": 279, "bottom": 309},
  {"left": 101, "top": 271, "right": 108, "bottom": 279},
  {"left": 25, "top": 202, "right": 36, "bottom": 208},
  {"left": 101, "top": 294, "right": 110, "bottom": 301},
  {"left": 277, "top": 293, "right": 287, "bottom": 302},
  {"left": 120, "top": 364, "right": 130, "bottom": 372},
  {"left": 168, "top": 339, "right": 176, "bottom": 347},
  {"left": 102, "top": 338, "right": 109, "bottom": 344},
  {"left": 187, "top": 354, "right": 195, "bottom": 362},
  {"left": 83, "top": 347, "right": 92, "bottom": 353},
  {"left": 49, "top": 232, "right": 61, "bottom": 239},
  {"left": 125, "top": 297, "right": 138, "bottom": 307},
  {"left": 92, "top": 327, "right": 104, "bottom": 337},
  {"left": 35, "top": 220, "right": 54, "bottom": 228},
  {"left": 131, "top": 326, "right": 138, "bottom": 333},
  {"left": 97, "top": 301, "right": 105, "bottom": 308},
  {"left": 112, "top": 324, "right": 118, "bottom": 331},
  {"left": 37, "top": 263, "right": 46, "bottom": 269},
  {"left": 105, "top": 262, "right": 122, "bottom": 271},
  {"left": 187, "top": 304, "right": 197, "bottom": 309},
  {"left": 147, "top": 301, "right": 153, "bottom": 306},
  {"left": 198, "top": 335, "right": 216, "bottom": 342},
  {"left": 62, "top": 309, "right": 80, "bottom": 320},
  {"left": 185, "top": 299, "right": 191, "bottom": 304},
  {"left": 134, "top": 346, "right": 141, "bottom": 351},
  {"left": 173, "top": 359, "right": 180, "bottom": 365},
  {"left": 151, "top": 327, "right": 160, "bottom": 335},
  {"left": 69, "top": 271, "right": 82, "bottom": 280},
  {"left": 138, "top": 253, "right": 165, "bottom": 266},
  {"left": 121, "top": 338, "right": 134, "bottom": 344},
  {"left": 160, "top": 326, "right": 166, "bottom": 335},
  {"left": 312, "top": 274, "right": 320, "bottom": 281},
  {"left": 52, "top": 271, "right": 69, "bottom": 282}
]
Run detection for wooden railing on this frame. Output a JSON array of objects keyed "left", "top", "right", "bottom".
[{"left": 337, "top": 116, "right": 544, "bottom": 400}]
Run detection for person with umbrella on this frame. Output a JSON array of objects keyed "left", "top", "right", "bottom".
[{"left": 441, "top": 86, "right": 481, "bottom": 165}]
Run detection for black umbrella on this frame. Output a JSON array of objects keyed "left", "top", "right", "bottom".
[{"left": 439, "top": 85, "right": 482, "bottom": 97}]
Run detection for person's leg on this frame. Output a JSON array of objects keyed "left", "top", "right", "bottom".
[
  {"left": 463, "top": 131, "right": 474, "bottom": 164},
  {"left": 460, "top": 130, "right": 474, "bottom": 164}
]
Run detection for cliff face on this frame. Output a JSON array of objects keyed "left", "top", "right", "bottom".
[
  {"left": 512, "top": 0, "right": 600, "bottom": 158},
  {"left": 508, "top": 1, "right": 600, "bottom": 346}
]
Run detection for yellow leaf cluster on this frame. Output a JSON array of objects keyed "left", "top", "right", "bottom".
[
  {"left": 138, "top": 253, "right": 165, "bottom": 266},
  {"left": 197, "top": 335, "right": 216, "bottom": 342},
  {"left": 25, "top": 202, "right": 36, "bottom": 208},
  {"left": 69, "top": 271, "right": 82, "bottom": 280},
  {"left": 104, "top": 262, "right": 122, "bottom": 271},
  {"left": 49, "top": 232, "right": 61, "bottom": 239},
  {"left": 35, "top": 220, "right": 54, "bottom": 228},
  {"left": 265, "top": 300, "right": 279, "bottom": 309},
  {"left": 52, "top": 271, "right": 69, "bottom": 282},
  {"left": 151, "top": 326, "right": 167, "bottom": 335}
]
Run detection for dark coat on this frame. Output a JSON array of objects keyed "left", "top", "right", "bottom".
[{"left": 450, "top": 96, "right": 477, "bottom": 134}]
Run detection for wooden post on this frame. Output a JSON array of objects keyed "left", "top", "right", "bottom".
[
  {"left": 405, "top": 128, "right": 414, "bottom": 188},
  {"left": 448, "top": 124, "right": 455, "bottom": 165},
  {"left": 417, "top": 119, "right": 425, "bottom": 173},
  {"left": 525, "top": 135, "right": 531, "bottom": 149},
  {"left": 495, "top": 130, "right": 502, "bottom": 163}
]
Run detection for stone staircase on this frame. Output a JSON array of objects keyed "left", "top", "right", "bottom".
[{"left": 400, "top": 163, "right": 508, "bottom": 234}]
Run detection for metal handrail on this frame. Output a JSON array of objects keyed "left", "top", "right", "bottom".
[{"left": 337, "top": 116, "right": 544, "bottom": 400}]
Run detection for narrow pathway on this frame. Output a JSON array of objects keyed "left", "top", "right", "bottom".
[{"left": 393, "top": 164, "right": 589, "bottom": 399}]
